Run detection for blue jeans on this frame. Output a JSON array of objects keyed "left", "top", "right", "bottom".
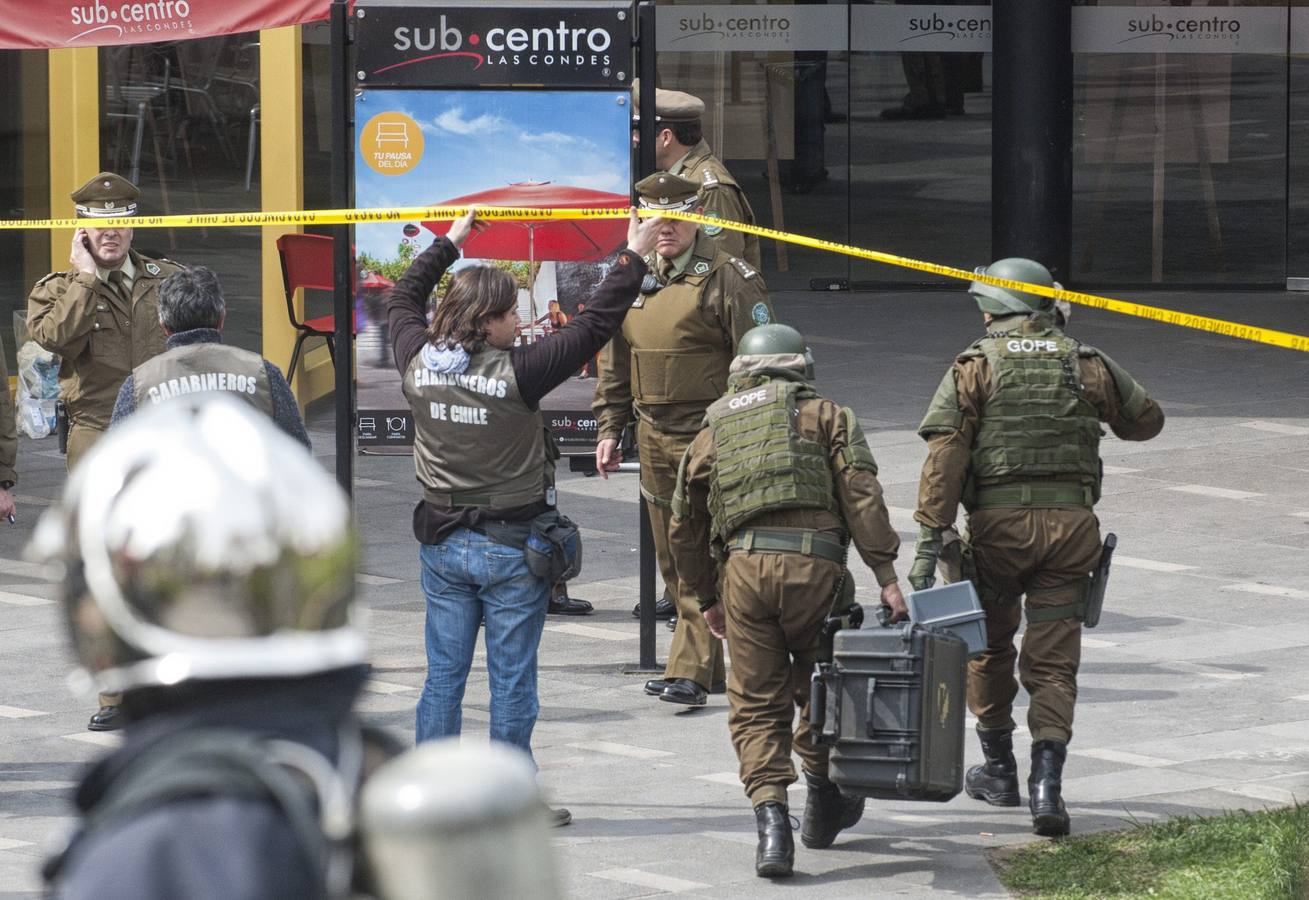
[{"left": 415, "top": 528, "right": 549, "bottom": 762}]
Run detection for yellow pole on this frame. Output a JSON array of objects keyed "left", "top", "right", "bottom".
[
  {"left": 47, "top": 47, "right": 100, "bottom": 273},
  {"left": 259, "top": 26, "right": 311, "bottom": 404}
]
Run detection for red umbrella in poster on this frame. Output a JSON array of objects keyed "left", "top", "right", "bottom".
[
  {"left": 423, "top": 182, "right": 629, "bottom": 338},
  {"left": 422, "top": 182, "right": 628, "bottom": 262},
  {"left": 358, "top": 271, "right": 395, "bottom": 290}
]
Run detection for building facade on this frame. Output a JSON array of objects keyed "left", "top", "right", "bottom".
[{"left": 3, "top": 0, "right": 1309, "bottom": 391}]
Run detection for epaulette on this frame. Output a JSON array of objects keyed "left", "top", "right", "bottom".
[
  {"left": 34, "top": 273, "right": 59, "bottom": 288},
  {"left": 730, "top": 257, "right": 757, "bottom": 279},
  {"left": 702, "top": 170, "right": 719, "bottom": 186},
  {"left": 956, "top": 347, "right": 985, "bottom": 362}
]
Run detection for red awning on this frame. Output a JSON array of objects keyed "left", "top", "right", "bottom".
[
  {"left": 358, "top": 271, "right": 394, "bottom": 289},
  {"left": 422, "top": 182, "right": 629, "bottom": 264},
  {"left": 0, "top": 0, "right": 332, "bottom": 50}
]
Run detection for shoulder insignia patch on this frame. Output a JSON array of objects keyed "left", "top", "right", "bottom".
[
  {"left": 751, "top": 302, "right": 771, "bottom": 326},
  {"left": 731, "top": 258, "right": 757, "bottom": 279},
  {"left": 692, "top": 260, "right": 711, "bottom": 275},
  {"left": 702, "top": 210, "right": 723, "bottom": 236},
  {"left": 702, "top": 170, "right": 719, "bottom": 186},
  {"left": 145, "top": 262, "right": 161, "bottom": 276}
]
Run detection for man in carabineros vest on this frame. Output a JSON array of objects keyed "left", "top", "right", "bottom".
[
  {"left": 909, "top": 259, "right": 1164, "bottom": 837},
  {"left": 668, "top": 324, "right": 907, "bottom": 878},
  {"left": 594, "top": 173, "right": 775, "bottom": 708},
  {"left": 30, "top": 398, "right": 376, "bottom": 900},
  {"left": 631, "top": 81, "right": 761, "bottom": 270},
  {"left": 111, "top": 265, "right": 308, "bottom": 447},
  {"left": 27, "top": 171, "right": 183, "bottom": 733}
]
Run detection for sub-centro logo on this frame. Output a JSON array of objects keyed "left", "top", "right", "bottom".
[
  {"left": 903, "top": 13, "right": 991, "bottom": 44},
  {"left": 385, "top": 15, "right": 614, "bottom": 73},
  {"left": 67, "top": 0, "right": 194, "bottom": 42},
  {"left": 672, "top": 11, "right": 792, "bottom": 44},
  {"left": 1121, "top": 15, "right": 1242, "bottom": 44}
]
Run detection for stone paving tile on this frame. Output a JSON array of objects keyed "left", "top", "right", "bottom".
[{"left": 1, "top": 290, "right": 1308, "bottom": 896}]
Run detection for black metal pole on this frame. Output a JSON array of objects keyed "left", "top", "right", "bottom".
[
  {"left": 635, "top": 1, "right": 658, "bottom": 673},
  {"left": 637, "top": 495, "right": 657, "bottom": 670},
  {"left": 330, "top": 0, "right": 354, "bottom": 495},
  {"left": 991, "top": 0, "right": 1072, "bottom": 280},
  {"left": 637, "top": 2, "right": 657, "bottom": 184}
]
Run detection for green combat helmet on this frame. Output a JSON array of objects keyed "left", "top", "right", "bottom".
[
  {"left": 735, "top": 323, "right": 815, "bottom": 380},
  {"left": 970, "top": 257, "right": 1057, "bottom": 316}
]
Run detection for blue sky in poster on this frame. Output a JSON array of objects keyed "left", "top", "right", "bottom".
[{"left": 354, "top": 89, "right": 630, "bottom": 261}]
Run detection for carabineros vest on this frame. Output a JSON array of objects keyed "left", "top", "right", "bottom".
[
  {"left": 403, "top": 346, "right": 550, "bottom": 509},
  {"left": 132, "top": 343, "right": 273, "bottom": 415},
  {"left": 968, "top": 324, "right": 1102, "bottom": 496},
  {"left": 703, "top": 378, "right": 838, "bottom": 544},
  {"left": 626, "top": 234, "right": 734, "bottom": 421}
]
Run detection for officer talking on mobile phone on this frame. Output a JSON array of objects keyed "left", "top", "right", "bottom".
[{"left": 26, "top": 171, "right": 184, "bottom": 733}]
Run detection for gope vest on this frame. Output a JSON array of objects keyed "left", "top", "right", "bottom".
[
  {"left": 703, "top": 379, "right": 838, "bottom": 544},
  {"left": 968, "top": 328, "right": 1102, "bottom": 494}
]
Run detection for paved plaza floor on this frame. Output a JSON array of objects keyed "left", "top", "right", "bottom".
[{"left": 2, "top": 288, "right": 1309, "bottom": 897}]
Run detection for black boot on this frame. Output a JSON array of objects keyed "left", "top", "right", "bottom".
[
  {"left": 800, "top": 771, "right": 865, "bottom": 849},
  {"left": 754, "top": 802, "right": 794, "bottom": 878},
  {"left": 965, "top": 727, "right": 1021, "bottom": 807},
  {"left": 1028, "top": 740, "right": 1071, "bottom": 837}
]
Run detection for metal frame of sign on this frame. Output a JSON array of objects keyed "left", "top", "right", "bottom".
[
  {"left": 343, "top": 0, "right": 659, "bottom": 670},
  {"left": 350, "top": 0, "right": 634, "bottom": 455}
]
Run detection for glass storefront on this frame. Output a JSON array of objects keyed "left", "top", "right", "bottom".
[
  {"left": 98, "top": 34, "right": 265, "bottom": 352},
  {"left": 8, "top": 1, "right": 1309, "bottom": 328},
  {"left": 0, "top": 49, "right": 51, "bottom": 371},
  {"left": 657, "top": 0, "right": 1309, "bottom": 290},
  {"left": 1072, "top": 0, "right": 1290, "bottom": 286}
]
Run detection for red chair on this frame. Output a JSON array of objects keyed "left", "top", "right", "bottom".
[{"left": 276, "top": 233, "right": 357, "bottom": 386}]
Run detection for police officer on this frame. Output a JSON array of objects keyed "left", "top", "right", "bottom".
[
  {"left": 909, "top": 259, "right": 1164, "bottom": 836},
  {"left": 29, "top": 398, "right": 373, "bottom": 899},
  {"left": 111, "top": 265, "right": 309, "bottom": 448},
  {"left": 595, "top": 173, "right": 775, "bottom": 708},
  {"left": 27, "top": 171, "right": 183, "bottom": 732},
  {"left": 668, "top": 324, "right": 905, "bottom": 877},
  {"left": 632, "top": 82, "right": 761, "bottom": 270}
]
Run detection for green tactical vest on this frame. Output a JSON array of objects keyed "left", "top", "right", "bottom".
[
  {"left": 703, "top": 379, "right": 838, "bottom": 544},
  {"left": 132, "top": 342, "right": 273, "bottom": 415},
  {"left": 403, "top": 346, "right": 551, "bottom": 510},
  {"left": 969, "top": 325, "right": 1102, "bottom": 497}
]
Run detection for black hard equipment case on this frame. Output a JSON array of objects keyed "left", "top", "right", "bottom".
[{"left": 810, "top": 622, "right": 967, "bottom": 802}]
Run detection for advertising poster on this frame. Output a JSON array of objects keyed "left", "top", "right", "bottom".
[{"left": 353, "top": 88, "right": 632, "bottom": 452}]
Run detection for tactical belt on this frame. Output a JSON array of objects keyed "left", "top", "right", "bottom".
[
  {"left": 972, "top": 482, "right": 1093, "bottom": 509},
  {"left": 726, "top": 528, "right": 846, "bottom": 564},
  {"left": 424, "top": 486, "right": 543, "bottom": 509}
]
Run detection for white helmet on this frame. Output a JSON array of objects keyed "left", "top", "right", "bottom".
[{"left": 28, "top": 396, "right": 365, "bottom": 694}]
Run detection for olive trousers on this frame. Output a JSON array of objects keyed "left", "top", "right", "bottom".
[
  {"left": 967, "top": 507, "right": 1102, "bottom": 745},
  {"left": 65, "top": 422, "right": 122, "bottom": 710},
  {"left": 722, "top": 550, "right": 840, "bottom": 807},
  {"left": 638, "top": 422, "right": 725, "bottom": 690}
]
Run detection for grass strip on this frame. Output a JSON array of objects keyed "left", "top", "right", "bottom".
[{"left": 993, "top": 804, "right": 1309, "bottom": 899}]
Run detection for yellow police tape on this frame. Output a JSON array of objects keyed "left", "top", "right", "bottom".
[{"left": 3, "top": 204, "right": 1307, "bottom": 353}]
